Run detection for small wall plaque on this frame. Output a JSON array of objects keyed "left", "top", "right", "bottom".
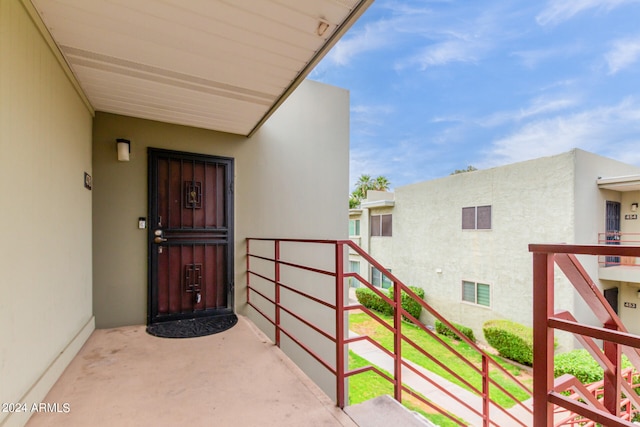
[
  {"left": 624, "top": 302, "right": 637, "bottom": 309},
  {"left": 84, "top": 172, "right": 92, "bottom": 190},
  {"left": 625, "top": 214, "right": 638, "bottom": 220}
]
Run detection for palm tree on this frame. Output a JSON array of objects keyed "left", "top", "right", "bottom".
[
  {"left": 354, "top": 174, "right": 373, "bottom": 199},
  {"left": 349, "top": 174, "right": 391, "bottom": 208},
  {"left": 373, "top": 175, "right": 390, "bottom": 191}
]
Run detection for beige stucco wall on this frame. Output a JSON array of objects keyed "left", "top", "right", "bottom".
[
  {"left": 573, "top": 149, "right": 640, "bottom": 328},
  {"left": 393, "top": 151, "right": 580, "bottom": 349},
  {"left": 0, "top": 1, "right": 94, "bottom": 425},
  {"left": 619, "top": 282, "right": 640, "bottom": 335},
  {"left": 92, "top": 79, "right": 349, "bottom": 398},
  {"left": 619, "top": 188, "right": 640, "bottom": 327},
  {"left": 620, "top": 191, "right": 640, "bottom": 236},
  {"left": 573, "top": 150, "right": 640, "bottom": 246},
  {"left": 373, "top": 149, "right": 640, "bottom": 351},
  {"left": 92, "top": 114, "right": 244, "bottom": 327}
]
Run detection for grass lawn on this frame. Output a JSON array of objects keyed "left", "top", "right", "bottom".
[
  {"left": 349, "top": 312, "right": 532, "bottom": 409},
  {"left": 349, "top": 351, "right": 465, "bottom": 427}
]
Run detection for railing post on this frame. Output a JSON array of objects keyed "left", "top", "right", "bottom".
[
  {"left": 275, "top": 240, "right": 281, "bottom": 347},
  {"left": 335, "top": 242, "right": 346, "bottom": 408},
  {"left": 393, "top": 280, "right": 402, "bottom": 403},
  {"left": 246, "top": 239, "right": 251, "bottom": 304},
  {"left": 532, "top": 251, "right": 555, "bottom": 427},
  {"left": 603, "top": 322, "right": 621, "bottom": 416},
  {"left": 482, "top": 354, "right": 489, "bottom": 427}
]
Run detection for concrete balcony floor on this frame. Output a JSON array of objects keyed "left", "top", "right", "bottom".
[{"left": 26, "top": 316, "right": 357, "bottom": 427}]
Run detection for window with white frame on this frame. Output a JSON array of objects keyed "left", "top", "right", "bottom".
[
  {"left": 371, "top": 214, "right": 392, "bottom": 236},
  {"left": 349, "top": 261, "right": 360, "bottom": 288},
  {"left": 462, "top": 280, "right": 491, "bottom": 307},
  {"left": 372, "top": 267, "right": 392, "bottom": 289},
  {"left": 349, "top": 219, "right": 361, "bottom": 236},
  {"left": 462, "top": 205, "right": 491, "bottom": 230}
]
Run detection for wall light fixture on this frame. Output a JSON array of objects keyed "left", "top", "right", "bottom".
[{"left": 116, "top": 138, "right": 130, "bottom": 162}]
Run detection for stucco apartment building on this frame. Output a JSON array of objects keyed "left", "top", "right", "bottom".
[{"left": 349, "top": 149, "right": 640, "bottom": 350}]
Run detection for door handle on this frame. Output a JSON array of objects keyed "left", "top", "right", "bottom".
[{"left": 153, "top": 229, "right": 166, "bottom": 244}]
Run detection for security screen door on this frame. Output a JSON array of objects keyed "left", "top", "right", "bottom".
[
  {"left": 148, "top": 148, "right": 234, "bottom": 324},
  {"left": 605, "top": 201, "right": 621, "bottom": 266}
]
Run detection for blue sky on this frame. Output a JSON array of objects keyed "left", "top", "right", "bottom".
[{"left": 311, "top": 0, "right": 640, "bottom": 191}]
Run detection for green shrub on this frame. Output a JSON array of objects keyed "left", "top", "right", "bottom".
[
  {"left": 483, "top": 320, "right": 534, "bottom": 366},
  {"left": 554, "top": 349, "right": 632, "bottom": 383},
  {"left": 355, "top": 285, "right": 425, "bottom": 321},
  {"left": 355, "top": 287, "right": 392, "bottom": 315},
  {"left": 435, "top": 320, "right": 476, "bottom": 342},
  {"left": 389, "top": 286, "right": 425, "bottom": 321},
  {"left": 553, "top": 349, "right": 602, "bottom": 383}
]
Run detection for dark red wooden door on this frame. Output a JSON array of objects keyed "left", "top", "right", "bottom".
[{"left": 148, "top": 149, "right": 234, "bottom": 324}]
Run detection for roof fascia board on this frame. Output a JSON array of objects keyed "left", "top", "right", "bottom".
[
  {"left": 23, "top": 0, "right": 95, "bottom": 116},
  {"left": 360, "top": 200, "right": 395, "bottom": 208},
  {"left": 246, "top": 0, "right": 374, "bottom": 137},
  {"left": 597, "top": 175, "right": 640, "bottom": 191},
  {"left": 597, "top": 174, "right": 640, "bottom": 186}
]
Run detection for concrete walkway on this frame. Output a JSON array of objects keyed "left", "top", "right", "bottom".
[
  {"left": 348, "top": 333, "right": 532, "bottom": 426},
  {"left": 346, "top": 290, "right": 532, "bottom": 426}
]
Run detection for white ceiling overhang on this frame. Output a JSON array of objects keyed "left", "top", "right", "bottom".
[
  {"left": 597, "top": 175, "right": 640, "bottom": 192},
  {"left": 30, "top": 0, "right": 372, "bottom": 136}
]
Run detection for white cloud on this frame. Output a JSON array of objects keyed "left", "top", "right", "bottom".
[
  {"left": 605, "top": 36, "right": 640, "bottom": 74},
  {"left": 520, "top": 97, "right": 579, "bottom": 119},
  {"left": 430, "top": 115, "right": 466, "bottom": 124},
  {"left": 512, "top": 44, "right": 584, "bottom": 69},
  {"left": 328, "top": 1, "right": 515, "bottom": 72},
  {"left": 326, "top": 19, "right": 395, "bottom": 66},
  {"left": 394, "top": 6, "right": 507, "bottom": 71},
  {"left": 350, "top": 104, "right": 395, "bottom": 135},
  {"left": 480, "top": 98, "right": 640, "bottom": 167},
  {"left": 324, "top": 2, "right": 437, "bottom": 66},
  {"left": 536, "top": 0, "right": 637, "bottom": 26},
  {"left": 486, "top": 117, "right": 596, "bottom": 165},
  {"left": 398, "top": 38, "right": 482, "bottom": 70},
  {"left": 512, "top": 48, "right": 558, "bottom": 69},
  {"left": 351, "top": 104, "right": 395, "bottom": 117},
  {"left": 604, "top": 140, "right": 640, "bottom": 165},
  {"left": 480, "top": 95, "right": 579, "bottom": 127},
  {"left": 349, "top": 142, "right": 399, "bottom": 189}
]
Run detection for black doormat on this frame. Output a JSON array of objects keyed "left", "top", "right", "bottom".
[{"left": 146, "top": 314, "right": 238, "bottom": 338}]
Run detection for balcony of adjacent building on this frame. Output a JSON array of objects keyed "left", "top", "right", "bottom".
[
  {"left": 597, "top": 175, "right": 640, "bottom": 284},
  {"left": 598, "top": 232, "right": 640, "bottom": 283}
]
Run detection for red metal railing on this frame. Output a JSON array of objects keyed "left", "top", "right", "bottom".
[
  {"left": 598, "top": 232, "right": 640, "bottom": 267},
  {"left": 554, "top": 368, "right": 640, "bottom": 426},
  {"left": 530, "top": 244, "right": 640, "bottom": 427},
  {"left": 247, "top": 238, "right": 532, "bottom": 426}
]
